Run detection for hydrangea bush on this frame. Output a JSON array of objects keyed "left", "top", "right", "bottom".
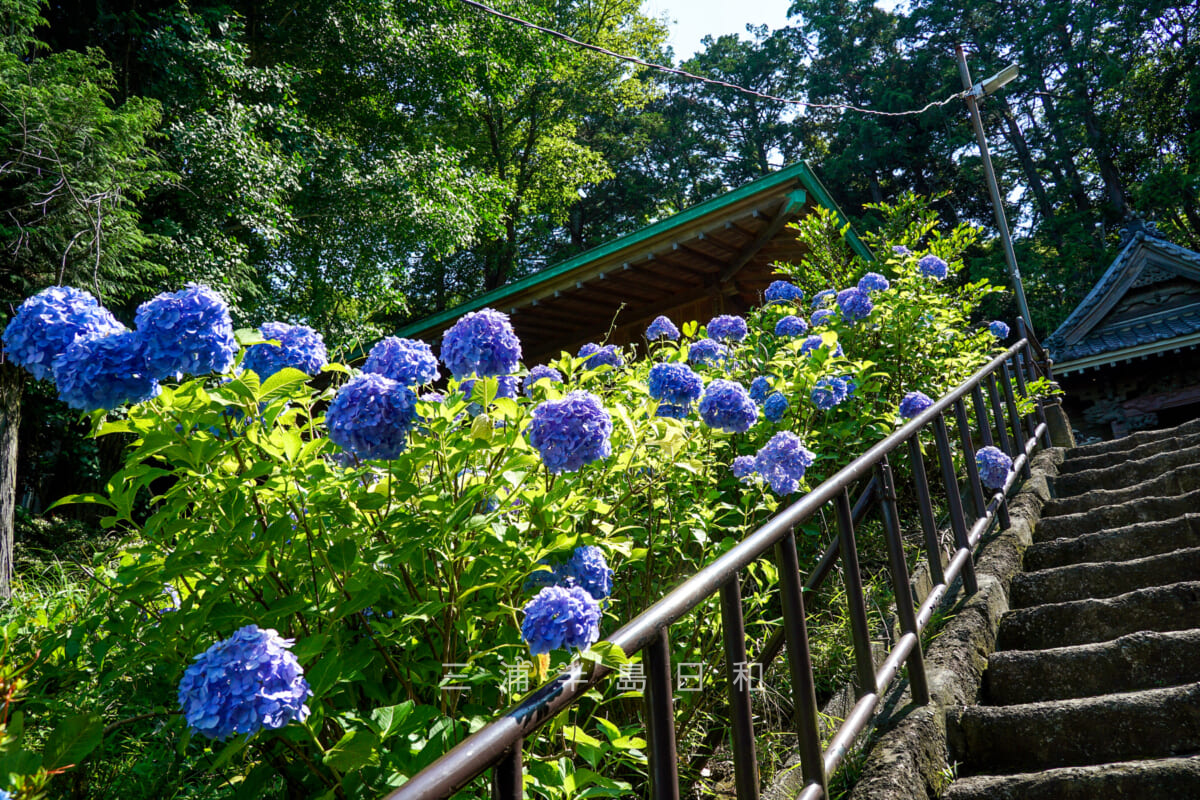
[{"left": 7, "top": 196, "right": 1047, "bottom": 799}]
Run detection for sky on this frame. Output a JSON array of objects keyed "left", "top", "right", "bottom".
[{"left": 640, "top": 0, "right": 793, "bottom": 60}]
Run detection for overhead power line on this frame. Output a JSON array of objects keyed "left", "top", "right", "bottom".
[{"left": 458, "top": 0, "right": 962, "bottom": 118}]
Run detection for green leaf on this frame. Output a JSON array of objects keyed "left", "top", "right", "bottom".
[
  {"left": 583, "top": 641, "right": 629, "bottom": 669},
  {"left": 327, "top": 539, "right": 357, "bottom": 572},
  {"left": 367, "top": 701, "right": 414, "bottom": 739},
  {"left": 323, "top": 729, "right": 379, "bottom": 772},
  {"left": 45, "top": 493, "right": 114, "bottom": 512},
  {"left": 261, "top": 367, "right": 312, "bottom": 401},
  {"left": 562, "top": 724, "right": 603, "bottom": 749},
  {"left": 209, "top": 735, "right": 249, "bottom": 770},
  {"left": 42, "top": 713, "right": 104, "bottom": 771},
  {"left": 235, "top": 327, "right": 267, "bottom": 346}
]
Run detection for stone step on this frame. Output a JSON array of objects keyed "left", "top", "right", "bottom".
[
  {"left": 948, "top": 683, "right": 1200, "bottom": 774},
  {"left": 1059, "top": 426, "right": 1200, "bottom": 476},
  {"left": 1025, "top": 514, "right": 1200, "bottom": 571},
  {"left": 1034, "top": 487, "right": 1200, "bottom": 542},
  {"left": 1065, "top": 417, "right": 1200, "bottom": 461},
  {"left": 996, "top": 581, "right": 1200, "bottom": 651},
  {"left": 943, "top": 755, "right": 1200, "bottom": 800},
  {"left": 1009, "top": 547, "right": 1200, "bottom": 608},
  {"left": 1041, "top": 462, "right": 1200, "bottom": 518},
  {"left": 1052, "top": 441, "right": 1200, "bottom": 496},
  {"left": 982, "top": 629, "right": 1200, "bottom": 706}
]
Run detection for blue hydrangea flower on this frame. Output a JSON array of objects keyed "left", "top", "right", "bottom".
[
  {"left": 135, "top": 284, "right": 237, "bottom": 380},
  {"left": 53, "top": 330, "right": 160, "bottom": 411},
  {"left": 521, "top": 585, "right": 602, "bottom": 655},
  {"left": 565, "top": 545, "right": 613, "bottom": 600},
  {"left": 811, "top": 289, "right": 836, "bottom": 309},
  {"left": 811, "top": 309, "right": 835, "bottom": 328},
  {"left": 699, "top": 379, "right": 757, "bottom": 433},
  {"left": 765, "top": 281, "right": 804, "bottom": 305},
  {"left": 441, "top": 308, "right": 522, "bottom": 378},
  {"left": 799, "top": 335, "right": 843, "bottom": 358},
  {"left": 524, "top": 560, "right": 569, "bottom": 593},
  {"left": 989, "top": 321, "right": 1011, "bottom": 339},
  {"left": 525, "top": 365, "right": 563, "bottom": 396},
  {"left": 918, "top": 255, "right": 949, "bottom": 281},
  {"left": 648, "top": 362, "right": 703, "bottom": 408},
  {"left": 837, "top": 288, "right": 873, "bottom": 323},
  {"left": 858, "top": 272, "right": 890, "bottom": 293},
  {"left": 2, "top": 286, "right": 123, "bottom": 381},
  {"left": 754, "top": 432, "right": 815, "bottom": 496},
  {"left": 364, "top": 336, "right": 439, "bottom": 386},
  {"left": 893, "top": 244, "right": 911, "bottom": 256},
  {"left": 899, "top": 391, "right": 934, "bottom": 419},
  {"left": 655, "top": 403, "right": 690, "bottom": 419},
  {"left": 160, "top": 584, "right": 182, "bottom": 613},
  {"left": 243, "top": 322, "right": 328, "bottom": 381},
  {"left": 177, "top": 624, "right": 311, "bottom": 740},
  {"left": 688, "top": 338, "right": 729, "bottom": 367},
  {"left": 811, "top": 377, "right": 846, "bottom": 411},
  {"left": 764, "top": 391, "right": 789, "bottom": 422},
  {"left": 326, "top": 373, "right": 418, "bottom": 460},
  {"left": 775, "top": 315, "right": 809, "bottom": 337},
  {"left": 732, "top": 455, "right": 757, "bottom": 482},
  {"left": 749, "top": 375, "right": 772, "bottom": 404},
  {"left": 578, "top": 343, "right": 624, "bottom": 370},
  {"left": 706, "top": 315, "right": 748, "bottom": 342},
  {"left": 976, "top": 446, "right": 1013, "bottom": 490},
  {"left": 645, "top": 315, "right": 680, "bottom": 340},
  {"left": 527, "top": 390, "right": 613, "bottom": 473},
  {"left": 421, "top": 391, "right": 446, "bottom": 404}
]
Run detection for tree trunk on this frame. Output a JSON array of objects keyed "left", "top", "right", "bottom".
[
  {"left": 1033, "top": 72, "right": 1092, "bottom": 215},
  {"left": 996, "top": 96, "right": 1063, "bottom": 247},
  {"left": 0, "top": 361, "right": 22, "bottom": 602}
]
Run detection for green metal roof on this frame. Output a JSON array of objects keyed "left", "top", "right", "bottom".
[{"left": 395, "top": 160, "right": 871, "bottom": 339}]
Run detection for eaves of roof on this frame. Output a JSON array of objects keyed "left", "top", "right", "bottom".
[{"left": 393, "top": 160, "right": 871, "bottom": 340}]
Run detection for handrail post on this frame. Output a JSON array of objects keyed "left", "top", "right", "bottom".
[
  {"left": 777, "top": 530, "right": 828, "bottom": 797},
  {"left": 971, "top": 385, "right": 1010, "bottom": 529},
  {"left": 836, "top": 488, "right": 878, "bottom": 698},
  {"left": 1016, "top": 319, "right": 1052, "bottom": 449},
  {"left": 877, "top": 455, "right": 930, "bottom": 705},
  {"left": 933, "top": 413, "right": 978, "bottom": 595},
  {"left": 999, "top": 361, "right": 1032, "bottom": 479},
  {"left": 985, "top": 373, "right": 1014, "bottom": 459},
  {"left": 720, "top": 578, "right": 760, "bottom": 800},
  {"left": 645, "top": 628, "right": 680, "bottom": 800},
  {"left": 492, "top": 741, "right": 523, "bottom": 800},
  {"left": 953, "top": 398, "right": 988, "bottom": 524},
  {"left": 907, "top": 434, "right": 945, "bottom": 587}
]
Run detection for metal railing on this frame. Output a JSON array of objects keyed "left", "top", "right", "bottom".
[{"left": 385, "top": 322, "right": 1054, "bottom": 800}]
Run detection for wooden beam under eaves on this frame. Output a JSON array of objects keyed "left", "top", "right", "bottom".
[{"left": 719, "top": 189, "right": 807, "bottom": 285}]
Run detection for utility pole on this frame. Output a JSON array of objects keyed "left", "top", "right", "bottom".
[{"left": 955, "top": 45, "right": 1035, "bottom": 336}]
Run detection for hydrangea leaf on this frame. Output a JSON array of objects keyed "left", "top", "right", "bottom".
[
  {"left": 259, "top": 367, "right": 312, "bottom": 402},
  {"left": 368, "top": 702, "right": 415, "bottom": 740},
  {"left": 323, "top": 729, "right": 380, "bottom": 772},
  {"left": 42, "top": 712, "right": 104, "bottom": 771}
]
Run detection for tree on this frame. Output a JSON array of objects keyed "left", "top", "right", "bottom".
[{"left": 0, "top": 0, "right": 164, "bottom": 598}]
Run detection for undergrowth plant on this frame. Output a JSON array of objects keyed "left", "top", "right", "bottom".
[{"left": 0, "top": 197, "right": 1037, "bottom": 799}]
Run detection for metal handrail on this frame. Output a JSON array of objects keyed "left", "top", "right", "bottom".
[{"left": 384, "top": 326, "right": 1050, "bottom": 800}]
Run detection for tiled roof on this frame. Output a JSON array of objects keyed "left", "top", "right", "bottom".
[
  {"left": 1054, "top": 313, "right": 1200, "bottom": 362},
  {"left": 1047, "top": 231, "right": 1200, "bottom": 364}
]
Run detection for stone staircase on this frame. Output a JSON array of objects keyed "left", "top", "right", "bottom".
[{"left": 944, "top": 418, "right": 1200, "bottom": 799}]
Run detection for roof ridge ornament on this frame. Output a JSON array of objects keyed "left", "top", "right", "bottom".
[{"left": 1119, "top": 217, "right": 1166, "bottom": 247}]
